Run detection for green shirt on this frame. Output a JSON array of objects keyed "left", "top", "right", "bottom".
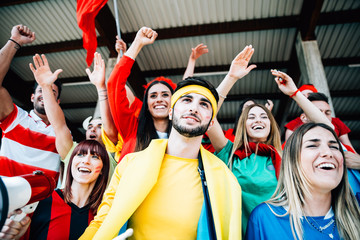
[{"left": 215, "top": 140, "right": 278, "bottom": 235}]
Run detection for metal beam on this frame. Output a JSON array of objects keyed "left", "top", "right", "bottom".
[
  {"left": 318, "top": 9, "right": 360, "bottom": 26},
  {"left": 298, "top": 0, "right": 324, "bottom": 41},
  {"left": 17, "top": 38, "right": 107, "bottom": 57},
  {"left": 275, "top": 0, "right": 324, "bottom": 135},
  {"left": 0, "top": 0, "right": 41, "bottom": 7}
]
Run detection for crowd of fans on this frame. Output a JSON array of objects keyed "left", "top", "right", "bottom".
[{"left": 0, "top": 25, "right": 359, "bottom": 240}]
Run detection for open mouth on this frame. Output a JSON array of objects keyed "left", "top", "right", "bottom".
[
  {"left": 78, "top": 167, "right": 91, "bottom": 173},
  {"left": 89, "top": 134, "right": 97, "bottom": 139},
  {"left": 316, "top": 163, "right": 335, "bottom": 170},
  {"left": 252, "top": 125, "right": 264, "bottom": 130},
  {"left": 154, "top": 105, "right": 166, "bottom": 109}
]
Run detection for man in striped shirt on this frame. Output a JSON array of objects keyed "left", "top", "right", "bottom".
[{"left": 0, "top": 25, "right": 62, "bottom": 181}]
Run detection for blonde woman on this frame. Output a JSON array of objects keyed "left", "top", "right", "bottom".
[
  {"left": 246, "top": 123, "right": 360, "bottom": 239},
  {"left": 208, "top": 69, "right": 334, "bottom": 234}
]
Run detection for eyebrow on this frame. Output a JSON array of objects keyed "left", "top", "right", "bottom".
[
  {"left": 150, "top": 90, "right": 171, "bottom": 94},
  {"left": 304, "top": 139, "right": 320, "bottom": 143},
  {"left": 200, "top": 97, "right": 211, "bottom": 104}
]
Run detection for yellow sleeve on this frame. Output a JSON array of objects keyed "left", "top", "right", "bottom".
[
  {"left": 101, "top": 127, "right": 124, "bottom": 163},
  {"left": 79, "top": 156, "right": 130, "bottom": 239}
]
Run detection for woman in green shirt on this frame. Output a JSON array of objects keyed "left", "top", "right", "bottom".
[{"left": 209, "top": 68, "right": 334, "bottom": 234}]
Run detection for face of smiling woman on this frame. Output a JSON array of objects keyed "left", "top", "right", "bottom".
[
  {"left": 71, "top": 149, "right": 103, "bottom": 186},
  {"left": 300, "top": 126, "right": 344, "bottom": 194},
  {"left": 245, "top": 106, "right": 271, "bottom": 143},
  {"left": 147, "top": 83, "right": 172, "bottom": 120}
]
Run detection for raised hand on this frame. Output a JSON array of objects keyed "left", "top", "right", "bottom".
[
  {"left": 270, "top": 70, "right": 297, "bottom": 96},
  {"left": 86, "top": 52, "right": 105, "bottom": 89},
  {"left": 265, "top": 99, "right": 274, "bottom": 112},
  {"left": 134, "top": 27, "right": 158, "bottom": 46},
  {"left": 11, "top": 25, "right": 36, "bottom": 46},
  {"left": 115, "top": 36, "right": 127, "bottom": 54},
  {"left": 190, "top": 43, "right": 208, "bottom": 60},
  {"left": 29, "top": 54, "right": 62, "bottom": 87},
  {"left": 228, "top": 45, "right": 257, "bottom": 80}
]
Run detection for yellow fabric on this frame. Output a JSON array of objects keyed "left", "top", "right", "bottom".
[
  {"left": 128, "top": 154, "right": 203, "bottom": 239},
  {"left": 170, "top": 85, "right": 218, "bottom": 119},
  {"left": 101, "top": 127, "right": 123, "bottom": 163},
  {"left": 80, "top": 139, "right": 242, "bottom": 240}
]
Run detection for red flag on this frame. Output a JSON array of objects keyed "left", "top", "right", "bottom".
[{"left": 77, "top": 0, "right": 108, "bottom": 67}]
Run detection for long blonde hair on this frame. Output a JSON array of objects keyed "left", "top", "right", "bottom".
[
  {"left": 228, "top": 103, "right": 282, "bottom": 169},
  {"left": 267, "top": 123, "right": 360, "bottom": 239}
]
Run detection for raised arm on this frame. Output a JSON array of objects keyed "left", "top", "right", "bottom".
[
  {"left": 182, "top": 43, "right": 209, "bottom": 80},
  {"left": 0, "top": 25, "right": 36, "bottom": 121},
  {"left": 29, "top": 54, "right": 72, "bottom": 159},
  {"left": 115, "top": 36, "right": 136, "bottom": 105},
  {"left": 216, "top": 45, "right": 256, "bottom": 109},
  {"left": 86, "top": 52, "right": 118, "bottom": 144},
  {"left": 107, "top": 27, "right": 157, "bottom": 139},
  {"left": 125, "top": 27, "right": 157, "bottom": 60},
  {"left": 271, "top": 70, "right": 333, "bottom": 128},
  {"left": 207, "top": 46, "right": 256, "bottom": 152},
  {"left": 115, "top": 36, "right": 127, "bottom": 64}
]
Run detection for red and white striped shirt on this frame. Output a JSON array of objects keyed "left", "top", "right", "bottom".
[{"left": 0, "top": 104, "right": 60, "bottom": 180}]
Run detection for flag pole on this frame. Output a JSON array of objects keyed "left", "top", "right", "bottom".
[{"left": 113, "top": 0, "right": 122, "bottom": 57}]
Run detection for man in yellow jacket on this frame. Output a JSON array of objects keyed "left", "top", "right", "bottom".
[{"left": 80, "top": 77, "right": 242, "bottom": 240}]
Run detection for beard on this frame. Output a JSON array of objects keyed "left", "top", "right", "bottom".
[
  {"left": 34, "top": 103, "right": 46, "bottom": 115},
  {"left": 172, "top": 114, "right": 211, "bottom": 138}
]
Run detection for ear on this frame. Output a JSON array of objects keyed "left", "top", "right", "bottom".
[
  {"left": 31, "top": 93, "right": 35, "bottom": 103},
  {"left": 57, "top": 99, "right": 61, "bottom": 104},
  {"left": 300, "top": 113, "right": 308, "bottom": 123},
  {"left": 169, "top": 108, "right": 173, "bottom": 120}
]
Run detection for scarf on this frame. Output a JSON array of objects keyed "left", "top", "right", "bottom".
[{"left": 234, "top": 142, "right": 281, "bottom": 179}]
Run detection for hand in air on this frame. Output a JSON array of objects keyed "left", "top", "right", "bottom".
[{"left": 228, "top": 45, "right": 257, "bottom": 80}]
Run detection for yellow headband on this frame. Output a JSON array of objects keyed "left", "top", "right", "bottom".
[{"left": 171, "top": 85, "right": 218, "bottom": 119}]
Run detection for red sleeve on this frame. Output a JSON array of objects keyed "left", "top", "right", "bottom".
[
  {"left": 107, "top": 56, "right": 142, "bottom": 140},
  {"left": 0, "top": 104, "right": 18, "bottom": 130},
  {"left": 332, "top": 118, "right": 351, "bottom": 136},
  {"left": 284, "top": 117, "right": 303, "bottom": 131}
]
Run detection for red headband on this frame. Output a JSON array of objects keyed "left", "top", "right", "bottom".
[
  {"left": 298, "top": 84, "right": 318, "bottom": 93},
  {"left": 143, "top": 76, "right": 177, "bottom": 92}
]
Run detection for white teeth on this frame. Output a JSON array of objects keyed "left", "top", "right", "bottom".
[
  {"left": 316, "top": 163, "right": 335, "bottom": 170},
  {"left": 78, "top": 167, "right": 91, "bottom": 173},
  {"left": 253, "top": 125, "right": 264, "bottom": 130},
  {"left": 155, "top": 106, "right": 165, "bottom": 109}
]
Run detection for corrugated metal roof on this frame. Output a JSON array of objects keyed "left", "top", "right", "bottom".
[
  {"left": 109, "top": 0, "right": 302, "bottom": 33},
  {"left": 61, "top": 83, "right": 97, "bottom": 104},
  {"left": 63, "top": 107, "right": 95, "bottom": 123},
  {"left": 326, "top": 66, "right": 360, "bottom": 91},
  {"left": 316, "top": 23, "right": 360, "bottom": 59},
  {"left": 0, "top": 0, "right": 84, "bottom": 46},
  {"left": 136, "top": 28, "right": 296, "bottom": 71},
  {"left": 10, "top": 47, "right": 110, "bottom": 81},
  {"left": 321, "top": 0, "right": 360, "bottom": 12}
]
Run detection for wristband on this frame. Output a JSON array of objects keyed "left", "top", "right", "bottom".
[
  {"left": 290, "top": 89, "right": 300, "bottom": 98},
  {"left": 9, "top": 39, "right": 21, "bottom": 50}
]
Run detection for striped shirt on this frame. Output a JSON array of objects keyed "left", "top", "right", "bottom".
[
  {"left": 0, "top": 104, "right": 60, "bottom": 180},
  {"left": 28, "top": 189, "right": 94, "bottom": 240}
]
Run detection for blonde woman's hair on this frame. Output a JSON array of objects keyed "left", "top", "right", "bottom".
[
  {"left": 267, "top": 123, "right": 360, "bottom": 240},
  {"left": 228, "top": 103, "right": 282, "bottom": 170}
]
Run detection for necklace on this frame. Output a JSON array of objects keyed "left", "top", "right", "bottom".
[{"left": 307, "top": 217, "right": 336, "bottom": 239}]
